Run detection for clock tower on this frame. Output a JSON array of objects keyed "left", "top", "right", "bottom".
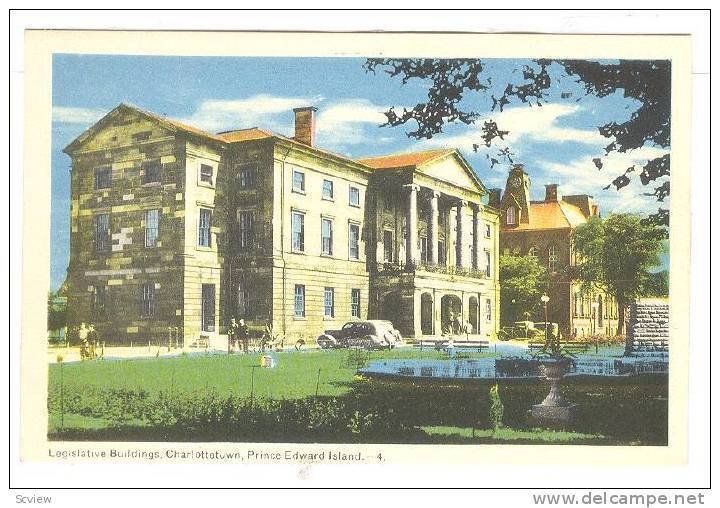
[{"left": 501, "top": 164, "right": 531, "bottom": 225}]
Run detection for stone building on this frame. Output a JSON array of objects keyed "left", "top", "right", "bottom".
[
  {"left": 494, "top": 164, "right": 619, "bottom": 338},
  {"left": 63, "top": 103, "right": 499, "bottom": 346}
]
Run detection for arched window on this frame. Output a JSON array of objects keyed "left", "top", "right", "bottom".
[
  {"left": 528, "top": 246, "right": 538, "bottom": 259},
  {"left": 548, "top": 245, "right": 558, "bottom": 272},
  {"left": 506, "top": 206, "right": 516, "bottom": 225}
]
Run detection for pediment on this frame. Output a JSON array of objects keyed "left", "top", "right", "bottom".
[{"left": 416, "top": 152, "right": 487, "bottom": 195}]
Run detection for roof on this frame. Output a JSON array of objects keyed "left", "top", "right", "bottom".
[
  {"left": 356, "top": 148, "right": 456, "bottom": 170},
  {"left": 138, "top": 106, "right": 226, "bottom": 143},
  {"left": 217, "top": 128, "right": 275, "bottom": 143},
  {"left": 504, "top": 200, "right": 589, "bottom": 231},
  {"left": 64, "top": 103, "right": 226, "bottom": 153}
]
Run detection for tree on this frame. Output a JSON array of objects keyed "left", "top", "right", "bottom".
[
  {"left": 364, "top": 58, "right": 671, "bottom": 226},
  {"left": 499, "top": 254, "right": 548, "bottom": 325},
  {"left": 640, "top": 270, "right": 669, "bottom": 298},
  {"left": 572, "top": 214, "right": 667, "bottom": 335},
  {"left": 47, "top": 290, "right": 67, "bottom": 332}
]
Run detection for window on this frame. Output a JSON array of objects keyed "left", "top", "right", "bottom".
[
  {"left": 321, "top": 217, "right": 333, "bottom": 256},
  {"left": 573, "top": 293, "right": 580, "bottom": 317},
  {"left": 348, "top": 223, "right": 360, "bottom": 260},
  {"left": 292, "top": 170, "right": 305, "bottom": 193},
  {"left": 349, "top": 186, "right": 360, "bottom": 207},
  {"left": 485, "top": 224, "right": 491, "bottom": 238},
  {"left": 143, "top": 160, "right": 161, "bottom": 184},
  {"left": 485, "top": 250, "right": 492, "bottom": 277},
  {"left": 506, "top": 206, "right": 516, "bottom": 225},
  {"left": 237, "top": 164, "right": 256, "bottom": 189},
  {"left": 294, "top": 285, "right": 305, "bottom": 317},
  {"left": 238, "top": 210, "right": 254, "bottom": 250},
  {"left": 237, "top": 282, "right": 250, "bottom": 317},
  {"left": 438, "top": 240, "right": 446, "bottom": 266},
  {"left": 94, "top": 167, "right": 111, "bottom": 190},
  {"left": 351, "top": 289, "right": 361, "bottom": 318},
  {"left": 485, "top": 298, "right": 492, "bottom": 322},
  {"left": 292, "top": 211, "right": 305, "bottom": 252},
  {"left": 324, "top": 287, "right": 335, "bottom": 318},
  {"left": 93, "top": 285, "right": 107, "bottom": 318},
  {"left": 201, "top": 284, "right": 215, "bottom": 332},
  {"left": 94, "top": 213, "right": 110, "bottom": 252},
  {"left": 322, "top": 179, "right": 334, "bottom": 200},
  {"left": 548, "top": 245, "right": 558, "bottom": 272},
  {"left": 199, "top": 164, "right": 214, "bottom": 185},
  {"left": 528, "top": 246, "right": 538, "bottom": 259},
  {"left": 143, "top": 209, "right": 160, "bottom": 248},
  {"left": 198, "top": 208, "right": 212, "bottom": 247},
  {"left": 420, "top": 237, "right": 428, "bottom": 263},
  {"left": 383, "top": 230, "right": 394, "bottom": 263},
  {"left": 140, "top": 283, "right": 155, "bottom": 318}
]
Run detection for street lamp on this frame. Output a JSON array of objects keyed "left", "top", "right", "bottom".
[
  {"left": 591, "top": 301, "right": 600, "bottom": 353},
  {"left": 540, "top": 294, "right": 550, "bottom": 349}
]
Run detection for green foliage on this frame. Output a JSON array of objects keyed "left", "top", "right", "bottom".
[
  {"left": 47, "top": 383, "right": 411, "bottom": 440},
  {"left": 47, "top": 291, "right": 67, "bottom": 332},
  {"left": 640, "top": 270, "right": 669, "bottom": 297},
  {"left": 573, "top": 214, "right": 667, "bottom": 329},
  {"left": 489, "top": 384, "right": 504, "bottom": 431},
  {"left": 363, "top": 58, "right": 671, "bottom": 225},
  {"left": 499, "top": 254, "right": 548, "bottom": 325}
]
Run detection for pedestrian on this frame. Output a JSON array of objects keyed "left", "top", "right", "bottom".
[
  {"left": 238, "top": 319, "right": 250, "bottom": 354},
  {"left": 228, "top": 318, "right": 239, "bottom": 354}
]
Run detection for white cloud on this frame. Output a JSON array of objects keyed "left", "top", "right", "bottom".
[
  {"left": 316, "top": 99, "right": 390, "bottom": 146},
  {"left": 417, "top": 103, "right": 608, "bottom": 156},
  {"left": 537, "top": 146, "right": 670, "bottom": 215},
  {"left": 52, "top": 106, "right": 105, "bottom": 124},
  {"left": 174, "top": 95, "right": 391, "bottom": 149},
  {"left": 178, "top": 94, "right": 319, "bottom": 133}
]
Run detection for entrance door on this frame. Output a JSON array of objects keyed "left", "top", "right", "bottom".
[{"left": 201, "top": 284, "right": 216, "bottom": 332}]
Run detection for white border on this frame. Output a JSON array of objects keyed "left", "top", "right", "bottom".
[{"left": 8, "top": 8, "right": 711, "bottom": 499}]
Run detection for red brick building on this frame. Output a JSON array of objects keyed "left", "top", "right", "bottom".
[{"left": 493, "top": 164, "right": 619, "bottom": 338}]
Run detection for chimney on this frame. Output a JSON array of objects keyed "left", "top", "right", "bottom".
[
  {"left": 488, "top": 188, "right": 502, "bottom": 208},
  {"left": 293, "top": 106, "right": 317, "bottom": 147},
  {"left": 545, "top": 184, "right": 559, "bottom": 202}
]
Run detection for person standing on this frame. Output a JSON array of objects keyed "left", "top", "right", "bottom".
[
  {"left": 227, "top": 318, "right": 239, "bottom": 354},
  {"left": 238, "top": 319, "right": 250, "bottom": 354}
]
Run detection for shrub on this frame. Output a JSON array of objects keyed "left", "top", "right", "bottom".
[{"left": 489, "top": 384, "right": 504, "bottom": 431}]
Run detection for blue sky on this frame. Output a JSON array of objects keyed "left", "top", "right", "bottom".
[{"left": 51, "top": 55, "right": 669, "bottom": 290}]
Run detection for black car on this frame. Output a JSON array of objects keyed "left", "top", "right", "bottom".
[{"left": 317, "top": 320, "right": 403, "bottom": 350}]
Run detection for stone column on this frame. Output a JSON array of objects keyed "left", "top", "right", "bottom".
[
  {"left": 404, "top": 184, "right": 419, "bottom": 268},
  {"left": 471, "top": 203, "right": 480, "bottom": 270},
  {"left": 455, "top": 200, "right": 466, "bottom": 269},
  {"left": 428, "top": 190, "right": 440, "bottom": 265}
]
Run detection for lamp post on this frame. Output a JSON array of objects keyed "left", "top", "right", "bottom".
[
  {"left": 540, "top": 294, "right": 550, "bottom": 349},
  {"left": 591, "top": 301, "right": 600, "bottom": 353}
]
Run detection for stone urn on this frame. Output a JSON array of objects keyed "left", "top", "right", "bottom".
[{"left": 531, "top": 357, "right": 577, "bottom": 422}]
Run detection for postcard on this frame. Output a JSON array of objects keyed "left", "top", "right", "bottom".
[{"left": 20, "top": 29, "right": 691, "bottom": 475}]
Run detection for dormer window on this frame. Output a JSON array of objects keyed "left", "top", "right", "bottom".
[{"left": 506, "top": 206, "right": 516, "bottom": 225}]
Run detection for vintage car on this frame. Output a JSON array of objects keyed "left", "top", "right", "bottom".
[
  {"left": 317, "top": 320, "right": 403, "bottom": 350},
  {"left": 498, "top": 320, "right": 557, "bottom": 341}
]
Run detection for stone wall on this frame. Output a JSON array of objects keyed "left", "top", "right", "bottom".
[
  {"left": 625, "top": 300, "right": 669, "bottom": 355},
  {"left": 66, "top": 115, "right": 189, "bottom": 344}
]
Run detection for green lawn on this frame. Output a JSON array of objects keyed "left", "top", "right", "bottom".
[
  {"left": 47, "top": 348, "right": 667, "bottom": 445},
  {"left": 422, "top": 425, "right": 604, "bottom": 444},
  {"left": 49, "top": 348, "right": 494, "bottom": 400}
]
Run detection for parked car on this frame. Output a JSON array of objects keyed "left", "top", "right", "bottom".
[
  {"left": 497, "top": 320, "right": 551, "bottom": 341},
  {"left": 317, "top": 320, "right": 403, "bottom": 350}
]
